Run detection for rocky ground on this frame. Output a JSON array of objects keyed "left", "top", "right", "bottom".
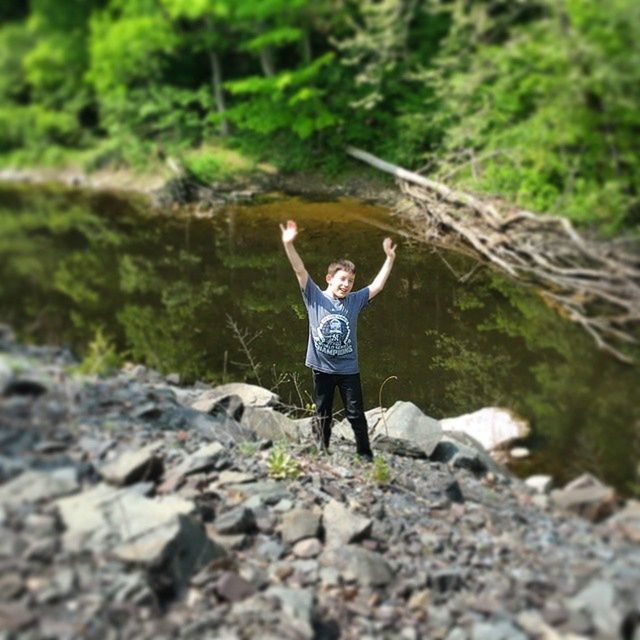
[{"left": 1, "top": 325, "right": 639, "bottom": 640}]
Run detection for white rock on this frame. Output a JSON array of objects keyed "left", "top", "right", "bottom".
[
  {"left": 440, "top": 407, "right": 529, "bottom": 451},
  {"left": 510, "top": 447, "right": 530, "bottom": 459},
  {"left": 525, "top": 475, "right": 553, "bottom": 494}
]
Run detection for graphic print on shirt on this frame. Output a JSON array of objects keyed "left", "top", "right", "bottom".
[{"left": 313, "top": 313, "right": 353, "bottom": 356}]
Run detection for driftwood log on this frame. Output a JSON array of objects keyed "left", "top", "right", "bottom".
[{"left": 347, "top": 146, "right": 640, "bottom": 364}]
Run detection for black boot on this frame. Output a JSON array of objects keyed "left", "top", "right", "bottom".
[
  {"left": 313, "top": 415, "right": 332, "bottom": 453},
  {"left": 351, "top": 419, "right": 373, "bottom": 461}
]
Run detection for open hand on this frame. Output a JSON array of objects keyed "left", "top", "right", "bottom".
[
  {"left": 280, "top": 219, "right": 298, "bottom": 244},
  {"left": 383, "top": 237, "right": 396, "bottom": 259}
]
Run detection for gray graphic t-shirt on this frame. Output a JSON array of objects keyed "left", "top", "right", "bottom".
[{"left": 301, "top": 277, "right": 370, "bottom": 374}]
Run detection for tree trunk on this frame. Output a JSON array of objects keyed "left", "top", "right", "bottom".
[
  {"left": 260, "top": 45, "right": 275, "bottom": 77},
  {"left": 209, "top": 49, "right": 229, "bottom": 136},
  {"left": 302, "top": 30, "right": 312, "bottom": 64}
]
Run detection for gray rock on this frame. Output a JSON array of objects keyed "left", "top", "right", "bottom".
[
  {"left": 192, "top": 392, "right": 244, "bottom": 421},
  {"left": 0, "top": 357, "right": 13, "bottom": 395},
  {"left": 431, "top": 431, "right": 507, "bottom": 477},
  {"left": 605, "top": 499, "right": 640, "bottom": 543},
  {"left": 323, "top": 500, "right": 372, "bottom": 548},
  {"left": 551, "top": 473, "right": 617, "bottom": 522},
  {"left": 371, "top": 401, "right": 442, "bottom": 457},
  {"left": 179, "top": 441, "right": 226, "bottom": 476},
  {"left": 568, "top": 579, "right": 621, "bottom": 635},
  {"left": 322, "top": 545, "right": 393, "bottom": 587},
  {"left": 215, "top": 506, "right": 256, "bottom": 534},
  {"left": 280, "top": 509, "right": 321, "bottom": 545},
  {"left": 242, "top": 407, "right": 301, "bottom": 443},
  {"left": 470, "top": 621, "right": 527, "bottom": 640},
  {"left": 429, "top": 568, "right": 465, "bottom": 594},
  {"left": 99, "top": 442, "right": 163, "bottom": 486},
  {"left": 109, "top": 572, "right": 155, "bottom": 606},
  {"left": 56, "top": 483, "right": 195, "bottom": 552},
  {"left": 227, "top": 480, "right": 292, "bottom": 507},
  {"left": 256, "top": 538, "right": 284, "bottom": 561},
  {"left": 215, "top": 571, "right": 256, "bottom": 602},
  {"left": 333, "top": 407, "right": 384, "bottom": 442},
  {"left": 216, "top": 470, "right": 256, "bottom": 486},
  {"left": 0, "top": 468, "right": 78, "bottom": 507},
  {"left": 267, "top": 587, "right": 314, "bottom": 637},
  {"left": 115, "top": 515, "right": 225, "bottom": 593},
  {"left": 293, "top": 538, "right": 322, "bottom": 558},
  {"left": 191, "top": 383, "right": 278, "bottom": 411}
]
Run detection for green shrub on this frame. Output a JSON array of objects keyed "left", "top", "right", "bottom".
[
  {"left": 76, "top": 327, "right": 121, "bottom": 376},
  {"left": 367, "top": 455, "right": 392, "bottom": 486},
  {"left": 267, "top": 443, "right": 303, "bottom": 480}
]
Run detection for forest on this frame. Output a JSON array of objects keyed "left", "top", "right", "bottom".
[{"left": 1, "top": 0, "right": 639, "bottom": 232}]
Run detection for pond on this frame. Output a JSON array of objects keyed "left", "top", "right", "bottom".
[{"left": 1, "top": 183, "right": 638, "bottom": 494}]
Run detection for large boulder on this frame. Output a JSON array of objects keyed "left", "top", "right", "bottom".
[
  {"left": 0, "top": 468, "right": 79, "bottom": 508},
  {"left": 372, "top": 401, "right": 442, "bottom": 457},
  {"left": 430, "top": 431, "right": 508, "bottom": 477},
  {"left": 333, "top": 407, "right": 383, "bottom": 442},
  {"left": 191, "top": 383, "right": 279, "bottom": 412},
  {"left": 56, "top": 484, "right": 223, "bottom": 593},
  {"left": 440, "top": 407, "right": 529, "bottom": 451},
  {"left": 242, "top": 407, "right": 302, "bottom": 443}
]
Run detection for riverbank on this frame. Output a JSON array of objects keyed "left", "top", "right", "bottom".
[
  {"left": 0, "top": 157, "right": 400, "bottom": 211},
  {"left": 1, "top": 328, "right": 639, "bottom": 639}
]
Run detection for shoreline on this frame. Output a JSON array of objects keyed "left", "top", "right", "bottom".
[{"left": 0, "top": 161, "right": 401, "bottom": 211}]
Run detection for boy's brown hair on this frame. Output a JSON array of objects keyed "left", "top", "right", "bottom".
[{"left": 326, "top": 259, "right": 356, "bottom": 277}]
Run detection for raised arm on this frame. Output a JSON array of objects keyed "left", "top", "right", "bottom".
[
  {"left": 368, "top": 237, "right": 396, "bottom": 300},
  {"left": 280, "top": 219, "right": 308, "bottom": 289}
]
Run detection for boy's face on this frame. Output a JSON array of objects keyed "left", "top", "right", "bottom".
[{"left": 326, "top": 269, "right": 355, "bottom": 299}]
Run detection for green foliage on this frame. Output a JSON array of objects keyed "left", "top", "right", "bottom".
[
  {"left": 367, "top": 455, "right": 392, "bottom": 486},
  {"left": 267, "top": 442, "right": 303, "bottom": 480},
  {"left": 183, "top": 144, "right": 257, "bottom": 183},
  {"left": 1, "top": 0, "right": 639, "bottom": 231},
  {"left": 76, "top": 327, "right": 122, "bottom": 376},
  {"left": 224, "top": 53, "right": 337, "bottom": 140},
  {"left": 0, "top": 22, "right": 33, "bottom": 103}
]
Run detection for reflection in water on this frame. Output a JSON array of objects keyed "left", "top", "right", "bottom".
[{"left": 1, "top": 183, "right": 638, "bottom": 492}]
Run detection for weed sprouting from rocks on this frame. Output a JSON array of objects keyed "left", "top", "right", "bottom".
[
  {"left": 267, "top": 443, "right": 303, "bottom": 480},
  {"left": 76, "top": 327, "right": 122, "bottom": 376},
  {"left": 368, "top": 455, "right": 392, "bottom": 486}
]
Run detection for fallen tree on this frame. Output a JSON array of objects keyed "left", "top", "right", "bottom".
[{"left": 346, "top": 146, "right": 640, "bottom": 363}]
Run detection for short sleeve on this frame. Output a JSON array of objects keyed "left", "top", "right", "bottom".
[
  {"left": 352, "top": 286, "right": 370, "bottom": 312},
  {"left": 302, "top": 277, "right": 322, "bottom": 307}
]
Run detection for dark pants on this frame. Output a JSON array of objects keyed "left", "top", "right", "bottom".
[{"left": 312, "top": 370, "right": 373, "bottom": 457}]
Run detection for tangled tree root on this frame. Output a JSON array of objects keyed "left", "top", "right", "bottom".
[{"left": 347, "top": 146, "right": 640, "bottom": 363}]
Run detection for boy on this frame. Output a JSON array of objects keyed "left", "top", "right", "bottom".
[{"left": 280, "top": 219, "right": 397, "bottom": 460}]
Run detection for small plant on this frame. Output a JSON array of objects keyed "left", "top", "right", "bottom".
[
  {"left": 237, "top": 440, "right": 259, "bottom": 457},
  {"left": 267, "top": 443, "right": 303, "bottom": 480},
  {"left": 76, "top": 327, "right": 121, "bottom": 376},
  {"left": 367, "top": 455, "right": 392, "bottom": 486}
]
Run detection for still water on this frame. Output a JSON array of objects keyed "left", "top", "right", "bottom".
[{"left": 1, "top": 183, "right": 638, "bottom": 492}]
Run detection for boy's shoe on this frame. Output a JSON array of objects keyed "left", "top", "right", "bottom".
[{"left": 356, "top": 451, "right": 374, "bottom": 463}]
